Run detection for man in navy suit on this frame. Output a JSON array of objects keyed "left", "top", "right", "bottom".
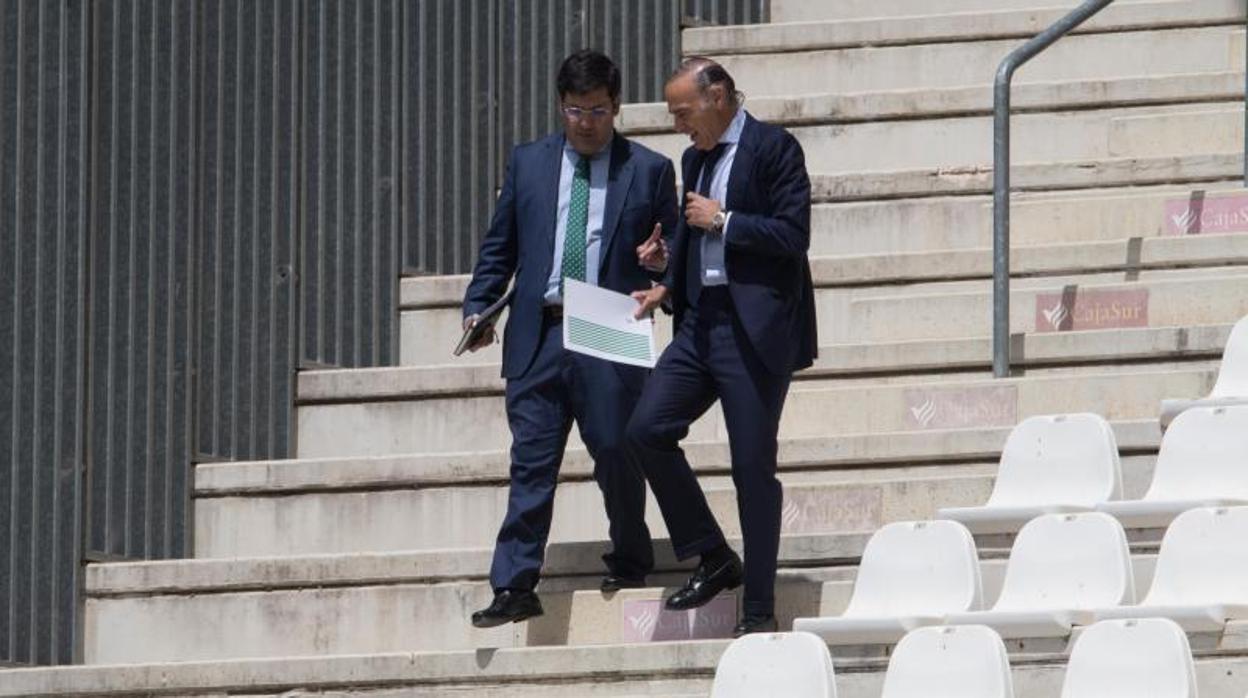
[
  {"left": 462, "top": 50, "right": 678, "bottom": 627},
  {"left": 629, "top": 57, "right": 817, "bottom": 637}
]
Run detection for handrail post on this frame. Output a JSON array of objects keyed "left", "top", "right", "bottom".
[
  {"left": 992, "top": 0, "right": 1114, "bottom": 378},
  {"left": 993, "top": 66, "right": 1013, "bottom": 378}
]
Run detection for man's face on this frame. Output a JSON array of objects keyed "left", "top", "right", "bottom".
[
  {"left": 665, "top": 73, "right": 721, "bottom": 152},
  {"left": 560, "top": 87, "right": 618, "bottom": 156}
]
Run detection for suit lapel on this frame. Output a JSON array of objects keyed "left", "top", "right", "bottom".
[
  {"left": 682, "top": 149, "right": 708, "bottom": 298},
  {"left": 598, "top": 135, "right": 634, "bottom": 273},
  {"left": 538, "top": 136, "right": 564, "bottom": 275},
  {"left": 683, "top": 148, "right": 708, "bottom": 223},
  {"left": 725, "top": 114, "right": 757, "bottom": 211}
]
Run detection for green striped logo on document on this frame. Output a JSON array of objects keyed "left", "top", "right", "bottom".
[{"left": 567, "top": 316, "right": 652, "bottom": 362}]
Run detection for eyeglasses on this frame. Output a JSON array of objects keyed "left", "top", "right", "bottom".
[{"left": 560, "top": 105, "right": 612, "bottom": 122}]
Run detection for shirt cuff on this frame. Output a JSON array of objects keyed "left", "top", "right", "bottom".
[{"left": 721, "top": 211, "right": 733, "bottom": 239}]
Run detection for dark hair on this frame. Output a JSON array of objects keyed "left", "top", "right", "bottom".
[
  {"left": 556, "top": 49, "right": 621, "bottom": 102},
  {"left": 669, "top": 56, "right": 743, "bottom": 107}
]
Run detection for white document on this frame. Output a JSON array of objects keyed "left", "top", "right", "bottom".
[{"left": 562, "top": 279, "right": 657, "bottom": 368}]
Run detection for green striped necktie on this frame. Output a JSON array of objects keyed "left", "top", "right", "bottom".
[{"left": 561, "top": 155, "right": 591, "bottom": 288}]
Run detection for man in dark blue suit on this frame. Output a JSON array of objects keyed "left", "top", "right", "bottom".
[
  {"left": 462, "top": 50, "right": 678, "bottom": 627},
  {"left": 629, "top": 57, "right": 817, "bottom": 637}
]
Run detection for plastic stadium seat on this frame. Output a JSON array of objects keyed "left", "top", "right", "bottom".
[
  {"left": 938, "top": 413, "right": 1122, "bottom": 534},
  {"left": 710, "top": 631, "right": 837, "bottom": 698},
  {"left": 792, "top": 521, "right": 982, "bottom": 644},
  {"left": 1096, "top": 506, "right": 1248, "bottom": 631},
  {"left": 944, "top": 513, "right": 1134, "bottom": 638},
  {"left": 1098, "top": 405, "right": 1248, "bottom": 528},
  {"left": 1060, "top": 618, "right": 1197, "bottom": 698},
  {"left": 880, "top": 625, "right": 1015, "bottom": 698},
  {"left": 1160, "top": 313, "right": 1248, "bottom": 428}
]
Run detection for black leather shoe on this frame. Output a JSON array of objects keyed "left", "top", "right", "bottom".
[
  {"left": 601, "top": 574, "right": 646, "bottom": 593},
  {"left": 732, "top": 614, "right": 778, "bottom": 638},
  {"left": 471, "top": 589, "right": 544, "bottom": 628},
  {"left": 664, "top": 551, "right": 743, "bottom": 610}
]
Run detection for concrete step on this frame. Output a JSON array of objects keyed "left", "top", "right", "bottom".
[
  {"left": 193, "top": 463, "right": 994, "bottom": 558},
  {"left": 618, "top": 72, "right": 1246, "bottom": 136},
  {"left": 770, "top": 0, "right": 1164, "bottom": 23},
  {"left": 199, "top": 415, "right": 1164, "bottom": 556},
  {"left": 1106, "top": 106, "right": 1245, "bottom": 161},
  {"left": 847, "top": 269, "right": 1248, "bottom": 343},
  {"left": 695, "top": 0, "right": 1239, "bottom": 56},
  {"left": 293, "top": 364, "right": 1212, "bottom": 458},
  {"left": 399, "top": 260, "right": 1248, "bottom": 367},
  {"left": 812, "top": 182, "right": 1248, "bottom": 257},
  {"left": 201, "top": 418, "right": 1160, "bottom": 496},
  {"left": 195, "top": 438, "right": 1166, "bottom": 560},
  {"left": 403, "top": 183, "right": 1248, "bottom": 343},
  {"left": 80, "top": 534, "right": 871, "bottom": 662},
  {"left": 375, "top": 321, "right": 1235, "bottom": 403},
  {"left": 811, "top": 151, "right": 1244, "bottom": 203},
  {"left": 82, "top": 570, "right": 833, "bottom": 663},
  {"left": 401, "top": 235, "right": 1248, "bottom": 366},
  {"left": 79, "top": 545, "right": 1173, "bottom": 663},
  {"left": 709, "top": 25, "right": 1244, "bottom": 98},
  {"left": 635, "top": 101, "right": 1246, "bottom": 175},
  {"left": 814, "top": 233, "right": 1248, "bottom": 286},
  {"left": 813, "top": 323, "right": 1231, "bottom": 377},
  {"left": 6, "top": 649, "right": 1248, "bottom": 697},
  {"left": 402, "top": 188, "right": 1248, "bottom": 301},
  {"left": 929, "top": 268, "right": 1227, "bottom": 342}
]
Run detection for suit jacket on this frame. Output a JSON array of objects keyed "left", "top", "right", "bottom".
[
  {"left": 464, "top": 132, "right": 679, "bottom": 379},
  {"left": 663, "top": 113, "right": 818, "bottom": 375}
]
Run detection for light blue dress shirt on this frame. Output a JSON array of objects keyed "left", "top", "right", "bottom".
[
  {"left": 544, "top": 138, "right": 612, "bottom": 305},
  {"left": 697, "top": 107, "right": 747, "bottom": 287}
]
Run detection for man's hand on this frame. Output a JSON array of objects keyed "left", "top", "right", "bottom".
[
  {"left": 631, "top": 284, "right": 669, "bottom": 320},
  {"left": 636, "top": 222, "right": 668, "bottom": 272},
  {"left": 684, "top": 192, "right": 721, "bottom": 231},
  {"left": 462, "top": 314, "right": 496, "bottom": 352}
]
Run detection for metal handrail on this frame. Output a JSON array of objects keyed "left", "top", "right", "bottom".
[{"left": 992, "top": 0, "right": 1115, "bottom": 377}]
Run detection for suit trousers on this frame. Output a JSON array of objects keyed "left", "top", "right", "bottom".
[
  {"left": 626, "top": 287, "right": 791, "bottom": 616},
  {"left": 490, "top": 313, "right": 655, "bottom": 592}
]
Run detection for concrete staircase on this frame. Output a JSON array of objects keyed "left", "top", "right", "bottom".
[{"left": 8, "top": 0, "right": 1248, "bottom": 695}]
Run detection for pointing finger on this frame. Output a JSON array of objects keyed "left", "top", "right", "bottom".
[{"left": 646, "top": 222, "right": 662, "bottom": 244}]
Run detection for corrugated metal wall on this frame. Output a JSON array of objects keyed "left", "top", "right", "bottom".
[
  {"left": 195, "top": 0, "right": 300, "bottom": 462},
  {"left": 404, "top": 0, "right": 768, "bottom": 274},
  {"left": 86, "top": 0, "right": 196, "bottom": 571},
  {"left": 0, "top": 0, "right": 90, "bottom": 667},
  {"left": 301, "top": 0, "right": 401, "bottom": 369},
  {"left": 1, "top": 0, "right": 767, "bottom": 666}
]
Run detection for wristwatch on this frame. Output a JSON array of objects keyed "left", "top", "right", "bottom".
[{"left": 711, "top": 210, "right": 727, "bottom": 233}]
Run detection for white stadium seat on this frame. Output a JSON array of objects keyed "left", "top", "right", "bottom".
[
  {"left": 710, "top": 631, "right": 837, "bottom": 698},
  {"left": 1098, "top": 405, "right": 1248, "bottom": 528},
  {"left": 1096, "top": 506, "right": 1248, "bottom": 631},
  {"left": 1060, "top": 618, "right": 1197, "bottom": 698},
  {"left": 880, "top": 625, "right": 1015, "bottom": 698},
  {"left": 1161, "top": 313, "right": 1248, "bottom": 428},
  {"left": 945, "top": 513, "right": 1133, "bottom": 638},
  {"left": 793, "top": 520, "right": 982, "bottom": 644},
  {"left": 938, "top": 413, "right": 1122, "bottom": 534}
]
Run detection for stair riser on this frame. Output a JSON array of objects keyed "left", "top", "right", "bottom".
[
  {"left": 194, "top": 475, "right": 994, "bottom": 558},
  {"left": 770, "top": 0, "right": 1161, "bottom": 22},
  {"left": 849, "top": 273, "right": 1248, "bottom": 343},
  {"left": 712, "top": 27, "right": 1243, "bottom": 97},
  {"left": 295, "top": 369, "right": 1211, "bottom": 458},
  {"left": 634, "top": 105, "right": 1244, "bottom": 176}
]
